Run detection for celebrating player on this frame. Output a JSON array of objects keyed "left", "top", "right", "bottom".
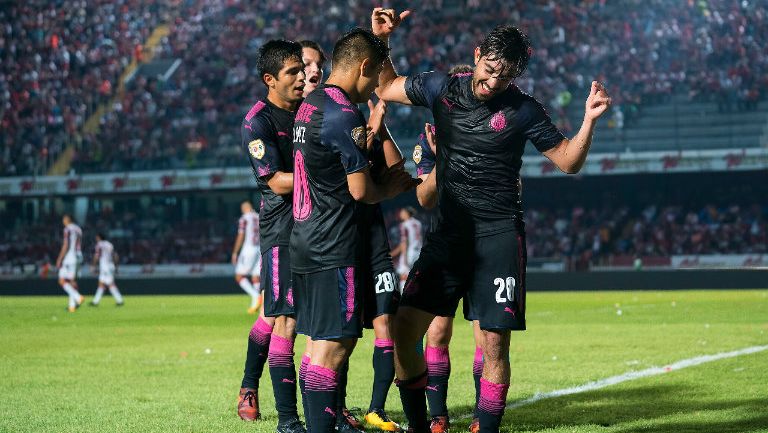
[
  {"left": 237, "top": 39, "right": 307, "bottom": 433},
  {"left": 372, "top": 9, "right": 612, "bottom": 433},
  {"left": 232, "top": 201, "right": 262, "bottom": 314},
  {"left": 56, "top": 214, "right": 84, "bottom": 312},
  {"left": 89, "top": 233, "right": 124, "bottom": 307},
  {"left": 291, "top": 28, "right": 418, "bottom": 433}
]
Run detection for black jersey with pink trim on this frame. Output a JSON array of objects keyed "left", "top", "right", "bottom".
[
  {"left": 290, "top": 84, "right": 369, "bottom": 273},
  {"left": 241, "top": 99, "right": 296, "bottom": 251},
  {"left": 404, "top": 71, "right": 565, "bottom": 235}
]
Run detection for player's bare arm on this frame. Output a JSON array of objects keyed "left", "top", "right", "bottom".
[
  {"left": 416, "top": 122, "right": 438, "bottom": 209},
  {"left": 231, "top": 231, "right": 244, "bottom": 265},
  {"left": 347, "top": 163, "right": 418, "bottom": 204},
  {"left": 56, "top": 239, "right": 68, "bottom": 268},
  {"left": 543, "top": 81, "right": 612, "bottom": 174},
  {"left": 371, "top": 8, "right": 412, "bottom": 105},
  {"left": 264, "top": 171, "right": 293, "bottom": 195},
  {"left": 367, "top": 99, "right": 404, "bottom": 167}
]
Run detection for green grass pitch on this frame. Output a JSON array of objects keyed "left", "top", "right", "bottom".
[{"left": 1, "top": 290, "right": 766, "bottom": 433}]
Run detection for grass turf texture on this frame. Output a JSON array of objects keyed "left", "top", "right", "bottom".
[{"left": 0, "top": 290, "right": 766, "bottom": 433}]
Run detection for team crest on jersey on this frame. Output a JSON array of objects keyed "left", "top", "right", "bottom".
[
  {"left": 413, "top": 145, "right": 423, "bottom": 164},
  {"left": 249, "top": 139, "right": 265, "bottom": 159},
  {"left": 351, "top": 126, "right": 367, "bottom": 149}
]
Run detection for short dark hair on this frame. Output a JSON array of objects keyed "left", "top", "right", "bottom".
[
  {"left": 96, "top": 232, "right": 106, "bottom": 240},
  {"left": 257, "top": 39, "right": 303, "bottom": 86},
  {"left": 299, "top": 40, "right": 327, "bottom": 65},
  {"left": 448, "top": 64, "right": 473, "bottom": 75},
  {"left": 478, "top": 25, "right": 531, "bottom": 78},
  {"left": 332, "top": 28, "right": 390, "bottom": 69}
]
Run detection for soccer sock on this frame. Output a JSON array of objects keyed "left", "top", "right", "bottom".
[
  {"left": 477, "top": 379, "right": 509, "bottom": 433},
  {"left": 268, "top": 334, "right": 298, "bottom": 424},
  {"left": 425, "top": 346, "right": 450, "bottom": 418},
  {"left": 92, "top": 287, "right": 105, "bottom": 305},
  {"left": 306, "top": 364, "right": 338, "bottom": 433},
  {"left": 252, "top": 280, "right": 261, "bottom": 296},
  {"left": 396, "top": 371, "right": 429, "bottom": 433},
  {"left": 299, "top": 354, "right": 311, "bottom": 428},
  {"left": 472, "top": 346, "right": 484, "bottom": 417},
  {"left": 241, "top": 317, "right": 272, "bottom": 389},
  {"left": 109, "top": 285, "right": 124, "bottom": 303},
  {"left": 336, "top": 359, "right": 349, "bottom": 423},
  {"left": 369, "top": 338, "right": 395, "bottom": 411},
  {"left": 239, "top": 277, "right": 258, "bottom": 298},
  {"left": 61, "top": 282, "right": 79, "bottom": 308}
]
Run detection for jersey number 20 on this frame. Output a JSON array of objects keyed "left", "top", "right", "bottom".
[{"left": 494, "top": 277, "right": 516, "bottom": 303}]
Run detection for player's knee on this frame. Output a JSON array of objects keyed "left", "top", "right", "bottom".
[
  {"left": 426, "top": 318, "right": 453, "bottom": 347},
  {"left": 234, "top": 274, "right": 243, "bottom": 283}
]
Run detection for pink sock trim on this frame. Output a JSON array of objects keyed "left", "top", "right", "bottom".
[
  {"left": 474, "top": 346, "right": 483, "bottom": 362},
  {"left": 374, "top": 338, "right": 394, "bottom": 348},
  {"left": 305, "top": 364, "right": 338, "bottom": 391},
  {"left": 424, "top": 346, "right": 450, "bottom": 364},
  {"left": 478, "top": 378, "right": 509, "bottom": 415},
  {"left": 249, "top": 317, "right": 273, "bottom": 345},
  {"left": 255, "top": 317, "right": 274, "bottom": 334},
  {"left": 268, "top": 334, "right": 294, "bottom": 354}
]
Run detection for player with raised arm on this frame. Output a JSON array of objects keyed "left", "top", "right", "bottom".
[
  {"left": 372, "top": 9, "right": 612, "bottom": 433},
  {"left": 56, "top": 214, "right": 84, "bottom": 312},
  {"left": 232, "top": 201, "right": 262, "bottom": 314},
  {"left": 236, "top": 39, "right": 307, "bottom": 433},
  {"left": 89, "top": 233, "right": 124, "bottom": 307},
  {"left": 291, "top": 28, "right": 418, "bottom": 433}
]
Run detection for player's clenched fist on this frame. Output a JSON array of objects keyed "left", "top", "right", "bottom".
[
  {"left": 371, "top": 7, "right": 411, "bottom": 39},
  {"left": 585, "top": 81, "right": 612, "bottom": 121}
]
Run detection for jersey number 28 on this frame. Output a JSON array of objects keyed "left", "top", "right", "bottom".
[{"left": 375, "top": 272, "right": 396, "bottom": 294}]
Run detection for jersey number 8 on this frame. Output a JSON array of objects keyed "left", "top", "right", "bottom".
[{"left": 494, "top": 277, "right": 516, "bottom": 303}]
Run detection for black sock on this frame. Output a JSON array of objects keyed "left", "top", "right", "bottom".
[
  {"left": 369, "top": 338, "right": 395, "bottom": 411},
  {"left": 268, "top": 334, "right": 298, "bottom": 424},
  {"left": 306, "top": 364, "right": 339, "bottom": 433},
  {"left": 396, "top": 371, "right": 429, "bottom": 433},
  {"left": 336, "top": 359, "right": 349, "bottom": 422},
  {"left": 299, "top": 354, "right": 310, "bottom": 429},
  {"left": 477, "top": 379, "right": 508, "bottom": 433},
  {"left": 472, "top": 346, "right": 483, "bottom": 418},
  {"left": 241, "top": 317, "right": 272, "bottom": 389},
  {"left": 425, "top": 346, "right": 450, "bottom": 418}
]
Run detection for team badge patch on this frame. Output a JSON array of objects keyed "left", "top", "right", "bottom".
[
  {"left": 351, "top": 126, "right": 367, "bottom": 149},
  {"left": 413, "top": 145, "right": 423, "bottom": 164},
  {"left": 249, "top": 139, "right": 265, "bottom": 159}
]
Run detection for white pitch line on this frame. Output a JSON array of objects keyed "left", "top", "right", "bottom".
[{"left": 461, "top": 344, "right": 768, "bottom": 417}]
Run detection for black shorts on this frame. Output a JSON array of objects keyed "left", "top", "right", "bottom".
[
  {"left": 261, "top": 245, "right": 295, "bottom": 317},
  {"left": 401, "top": 228, "right": 527, "bottom": 331},
  {"left": 294, "top": 266, "right": 364, "bottom": 340},
  {"left": 362, "top": 266, "right": 399, "bottom": 328}
]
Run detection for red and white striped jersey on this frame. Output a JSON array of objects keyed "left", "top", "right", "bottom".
[
  {"left": 400, "top": 217, "right": 423, "bottom": 259},
  {"left": 63, "top": 223, "right": 82, "bottom": 256},
  {"left": 238, "top": 211, "right": 260, "bottom": 249},
  {"left": 94, "top": 240, "right": 115, "bottom": 268}
]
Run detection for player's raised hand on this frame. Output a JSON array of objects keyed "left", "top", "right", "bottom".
[
  {"left": 424, "top": 122, "right": 437, "bottom": 155},
  {"left": 371, "top": 7, "right": 411, "bottom": 38},
  {"left": 585, "top": 81, "right": 612, "bottom": 121},
  {"left": 367, "top": 99, "right": 388, "bottom": 138}
]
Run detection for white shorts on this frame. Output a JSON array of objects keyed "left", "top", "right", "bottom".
[
  {"left": 58, "top": 257, "right": 79, "bottom": 281},
  {"left": 99, "top": 265, "right": 116, "bottom": 286},
  {"left": 235, "top": 248, "right": 261, "bottom": 276},
  {"left": 396, "top": 251, "right": 419, "bottom": 276}
]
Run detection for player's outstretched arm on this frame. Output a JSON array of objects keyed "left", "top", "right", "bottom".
[
  {"left": 367, "top": 99, "right": 404, "bottom": 166},
  {"left": 371, "top": 8, "right": 412, "bottom": 105},
  {"left": 543, "top": 81, "right": 612, "bottom": 174}
]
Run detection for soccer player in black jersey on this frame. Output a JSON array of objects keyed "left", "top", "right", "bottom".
[
  {"left": 291, "top": 28, "right": 418, "bottom": 433},
  {"left": 237, "top": 39, "right": 307, "bottom": 433},
  {"left": 372, "top": 9, "right": 612, "bottom": 433}
]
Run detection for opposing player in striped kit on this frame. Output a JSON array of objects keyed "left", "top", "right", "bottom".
[
  {"left": 56, "top": 214, "right": 84, "bottom": 312},
  {"left": 232, "top": 201, "right": 262, "bottom": 314},
  {"left": 89, "top": 233, "right": 124, "bottom": 307}
]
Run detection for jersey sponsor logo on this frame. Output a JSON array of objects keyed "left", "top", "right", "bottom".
[
  {"left": 351, "top": 126, "right": 367, "bottom": 149},
  {"left": 249, "top": 139, "right": 265, "bottom": 159},
  {"left": 413, "top": 145, "right": 423, "bottom": 164},
  {"left": 489, "top": 111, "right": 507, "bottom": 132}
]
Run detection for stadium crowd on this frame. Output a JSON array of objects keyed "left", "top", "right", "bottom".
[
  {"left": 2, "top": 200, "right": 764, "bottom": 274},
  {"left": 2, "top": 0, "right": 767, "bottom": 175}
]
